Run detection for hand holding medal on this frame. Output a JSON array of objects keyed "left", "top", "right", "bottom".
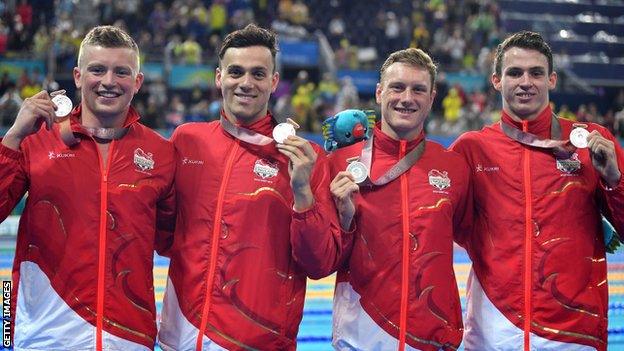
[{"left": 2, "top": 90, "right": 73, "bottom": 151}]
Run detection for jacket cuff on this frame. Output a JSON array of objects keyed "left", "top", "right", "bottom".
[
  {"left": 0, "top": 141, "right": 21, "bottom": 160},
  {"left": 600, "top": 174, "right": 623, "bottom": 192},
  {"left": 292, "top": 201, "right": 317, "bottom": 217}
]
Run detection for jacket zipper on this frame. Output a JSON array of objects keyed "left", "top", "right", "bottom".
[
  {"left": 522, "top": 121, "right": 532, "bottom": 351},
  {"left": 398, "top": 140, "right": 409, "bottom": 351},
  {"left": 195, "top": 140, "right": 239, "bottom": 351},
  {"left": 96, "top": 141, "right": 115, "bottom": 351}
]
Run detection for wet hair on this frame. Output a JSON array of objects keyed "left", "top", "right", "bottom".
[
  {"left": 379, "top": 48, "right": 437, "bottom": 91},
  {"left": 77, "top": 25, "right": 140, "bottom": 69},
  {"left": 494, "top": 30, "right": 553, "bottom": 76},
  {"left": 218, "top": 24, "right": 278, "bottom": 70}
]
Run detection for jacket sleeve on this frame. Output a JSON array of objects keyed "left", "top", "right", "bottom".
[
  {"left": 448, "top": 134, "right": 476, "bottom": 250},
  {"left": 155, "top": 175, "right": 176, "bottom": 257},
  {"left": 452, "top": 154, "right": 475, "bottom": 248},
  {"left": 595, "top": 127, "right": 624, "bottom": 236},
  {"left": 155, "top": 133, "right": 180, "bottom": 257},
  {"left": 0, "top": 142, "right": 29, "bottom": 222},
  {"left": 290, "top": 149, "right": 349, "bottom": 280}
]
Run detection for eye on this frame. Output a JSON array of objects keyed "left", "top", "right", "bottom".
[
  {"left": 88, "top": 66, "right": 106, "bottom": 75},
  {"left": 345, "top": 132, "right": 352, "bottom": 138}
]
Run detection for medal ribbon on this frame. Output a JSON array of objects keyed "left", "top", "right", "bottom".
[
  {"left": 220, "top": 115, "right": 275, "bottom": 146},
  {"left": 358, "top": 133, "right": 426, "bottom": 186},
  {"left": 500, "top": 114, "right": 575, "bottom": 158},
  {"left": 59, "top": 119, "right": 129, "bottom": 146}
]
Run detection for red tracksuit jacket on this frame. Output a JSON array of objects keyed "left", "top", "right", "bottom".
[
  {"left": 0, "top": 106, "right": 175, "bottom": 350},
  {"left": 158, "top": 114, "right": 342, "bottom": 351},
  {"left": 322, "top": 126, "right": 472, "bottom": 351},
  {"left": 451, "top": 106, "right": 624, "bottom": 351}
]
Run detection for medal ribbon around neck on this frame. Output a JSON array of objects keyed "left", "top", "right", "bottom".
[
  {"left": 59, "top": 119, "right": 129, "bottom": 146},
  {"left": 220, "top": 115, "right": 275, "bottom": 145},
  {"left": 500, "top": 114, "right": 575, "bottom": 158},
  {"left": 356, "top": 133, "right": 426, "bottom": 186}
]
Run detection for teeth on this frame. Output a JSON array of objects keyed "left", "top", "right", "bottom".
[{"left": 98, "top": 92, "right": 119, "bottom": 98}]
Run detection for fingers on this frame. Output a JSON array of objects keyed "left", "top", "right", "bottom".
[
  {"left": 22, "top": 96, "right": 56, "bottom": 130},
  {"left": 276, "top": 135, "right": 317, "bottom": 165},
  {"left": 330, "top": 171, "right": 359, "bottom": 200}
]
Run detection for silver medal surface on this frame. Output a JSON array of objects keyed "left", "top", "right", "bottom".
[
  {"left": 52, "top": 95, "right": 73, "bottom": 118},
  {"left": 272, "top": 123, "right": 296, "bottom": 143},
  {"left": 347, "top": 161, "right": 368, "bottom": 184},
  {"left": 569, "top": 127, "right": 590, "bottom": 148}
]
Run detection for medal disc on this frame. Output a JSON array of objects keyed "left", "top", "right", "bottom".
[
  {"left": 346, "top": 161, "right": 368, "bottom": 184},
  {"left": 52, "top": 95, "right": 73, "bottom": 118},
  {"left": 272, "top": 123, "right": 296, "bottom": 143},
  {"left": 569, "top": 127, "right": 590, "bottom": 148}
]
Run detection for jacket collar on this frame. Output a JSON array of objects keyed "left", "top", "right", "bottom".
[
  {"left": 373, "top": 123, "right": 425, "bottom": 155},
  {"left": 501, "top": 106, "right": 552, "bottom": 139},
  {"left": 68, "top": 105, "right": 140, "bottom": 131},
  {"left": 220, "top": 110, "right": 275, "bottom": 137}
]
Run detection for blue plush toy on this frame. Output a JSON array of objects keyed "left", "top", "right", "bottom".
[{"left": 322, "top": 109, "right": 376, "bottom": 152}]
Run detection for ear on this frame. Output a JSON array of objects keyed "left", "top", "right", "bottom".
[
  {"left": 270, "top": 71, "right": 280, "bottom": 93},
  {"left": 491, "top": 72, "right": 502, "bottom": 92},
  {"left": 548, "top": 71, "right": 557, "bottom": 90},
  {"left": 215, "top": 67, "right": 222, "bottom": 90},
  {"left": 134, "top": 72, "right": 144, "bottom": 94},
  {"left": 73, "top": 67, "right": 82, "bottom": 89},
  {"left": 429, "top": 88, "right": 437, "bottom": 108},
  {"left": 375, "top": 83, "right": 382, "bottom": 104}
]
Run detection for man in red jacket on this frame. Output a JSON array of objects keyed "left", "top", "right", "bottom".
[
  {"left": 326, "top": 48, "right": 473, "bottom": 350},
  {"left": 157, "top": 24, "right": 341, "bottom": 351},
  {"left": 0, "top": 26, "right": 175, "bottom": 350},
  {"left": 451, "top": 31, "right": 624, "bottom": 351}
]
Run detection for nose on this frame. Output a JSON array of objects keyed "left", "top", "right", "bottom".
[
  {"left": 239, "top": 73, "right": 253, "bottom": 90},
  {"left": 101, "top": 71, "right": 116, "bottom": 87},
  {"left": 519, "top": 72, "right": 532, "bottom": 87}
]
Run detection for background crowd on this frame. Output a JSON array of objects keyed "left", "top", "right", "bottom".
[{"left": 1, "top": 0, "right": 623, "bottom": 138}]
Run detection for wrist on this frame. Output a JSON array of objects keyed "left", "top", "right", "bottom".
[
  {"left": 1, "top": 131, "right": 25, "bottom": 151},
  {"left": 293, "top": 185, "right": 314, "bottom": 212},
  {"left": 605, "top": 171, "right": 621, "bottom": 189}
]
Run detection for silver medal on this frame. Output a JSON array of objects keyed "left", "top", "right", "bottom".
[
  {"left": 346, "top": 161, "right": 368, "bottom": 184},
  {"left": 272, "top": 123, "right": 296, "bottom": 143},
  {"left": 569, "top": 127, "right": 590, "bottom": 149},
  {"left": 52, "top": 95, "right": 73, "bottom": 118}
]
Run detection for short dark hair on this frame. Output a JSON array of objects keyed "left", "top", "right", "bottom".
[
  {"left": 218, "top": 24, "right": 278, "bottom": 70},
  {"left": 494, "top": 30, "right": 553, "bottom": 76},
  {"left": 78, "top": 25, "right": 140, "bottom": 69},
  {"left": 379, "top": 48, "right": 437, "bottom": 92}
]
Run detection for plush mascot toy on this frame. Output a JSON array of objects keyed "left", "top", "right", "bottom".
[{"left": 322, "top": 109, "right": 376, "bottom": 152}]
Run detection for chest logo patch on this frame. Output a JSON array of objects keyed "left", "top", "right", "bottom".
[
  {"left": 254, "top": 158, "right": 279, "bottom": 179},
  {"left": 428, "top": 169, "right": 451, "bottom": 190},
  {"left": 134, "top": 148, "right": 155, "bottom": 172},
  {"left": 556, "top": 153, "right": 581, "bottom": 174}
]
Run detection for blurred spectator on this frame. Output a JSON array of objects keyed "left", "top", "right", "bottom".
[
  {"left": 208, "top": 0, "right": 227, "bottom": 35},
  {"left": 442, "top": 87, "right": 464, "bottom": 133},
  {"left": 0, "top": 82, "right": 22, "bottom": 127},
  {"left": 558, "top": 104, "right": 577, "bottom": 121},
  {"left": 335, "top": 76, "right": 359, "bottom": 112},
  {"left": 165, "top": 94, "right": 186, "bottom": 130},
  {"left": 175, "top": 35, "right": 204, "bottom": 66}
]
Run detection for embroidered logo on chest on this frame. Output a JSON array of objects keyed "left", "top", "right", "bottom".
[
  {"left": 428, "top": 169, "right": 451, "bottom": 190},
  {"left": 48, "top": 151, "right": 76, "bottom": 160},
  {"left": 253, "top": 158, "right": 279, "bottom": 180},
  {"left": 134, "top": 148, "right": 155, "bottom": 172},
  {"left": 556, "top": 152, "right": 581, "bottom": 174}
]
